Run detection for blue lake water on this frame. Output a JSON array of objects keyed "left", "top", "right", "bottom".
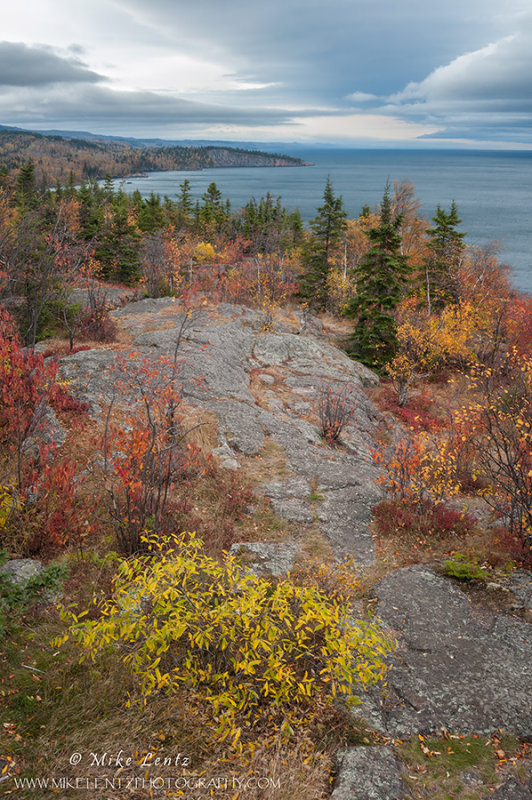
[{"left": 112, "top": 148, "right": 532, "bottom": 295}]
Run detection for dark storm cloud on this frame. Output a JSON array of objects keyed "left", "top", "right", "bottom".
[{"left": 0, "top": 41, "right": 104, "bottom": 87}]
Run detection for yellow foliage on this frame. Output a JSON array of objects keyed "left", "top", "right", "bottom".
[
  {"left": 58, "top": 532, "right": 394, "bottom": 744},
  {"left": 0, "top": 486, "right": 22, "bottom": 529},
  {"left": 374, "top": 434, "right": 462, "bottom": 507},
  {"left": 325, "top": 267, "right": 355, "bottom": 314},
  {"left": 193, "top": 241, "right": 217, "bottom": 263},
  {"left": 388, "top": 298, "right": 487, "bottom": 404}
]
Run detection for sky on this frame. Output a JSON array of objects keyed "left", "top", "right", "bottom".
[{"left": 1, "top": 0, "right": 531, "bottom": 148}]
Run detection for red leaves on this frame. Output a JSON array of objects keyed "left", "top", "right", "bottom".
[
  {"left": 101, "top": 351, "right": 188, "bottom": 554},
  {"left": 0, "top": 308, "right": 58, "bottom": 485}
]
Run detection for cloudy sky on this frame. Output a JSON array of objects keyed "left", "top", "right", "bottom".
[{"left": 1, "top": 0, "right": 531, "bottom": 147}]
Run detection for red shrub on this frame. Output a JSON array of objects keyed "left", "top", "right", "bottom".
[
  {"left": 372, "top": 498, "right": 478, "bottom": 545},
  {"left": 0, "top": 308, "right": 58, "bottom": 486},
  {"left": 381, "top": 388, "right": 446, "bottom": 431},
  {"left": 50, "top": 386, "right": 90, "bottom": 415},
  {"left": 16, "top": 445, "right": 95, "bottom": 555}
]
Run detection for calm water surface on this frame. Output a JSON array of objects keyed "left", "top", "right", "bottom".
[{"left": 111, "top": 149, "right": 532, "bottom": 294}]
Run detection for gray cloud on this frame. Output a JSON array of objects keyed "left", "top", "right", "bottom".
[
  {"left": 384, "top": 13, "right": 532, "bottom": 140},
  {"left": 112, "top": 0, "right": 521, "bottom": 100},
  {"left": 0, "top": 41, "right": 104, "bottom": 87},
  {"left": 0, "top": 83, "right": 293, "bottom": 130},
  {"left": 3, "top": 1, "right": 532, "bottom": 144}
]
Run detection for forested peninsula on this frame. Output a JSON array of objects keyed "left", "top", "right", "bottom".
[{"left": 0, "top": 127, "right": 309, "bottom": 187}]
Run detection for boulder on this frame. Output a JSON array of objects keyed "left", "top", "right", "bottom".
[{"left": 0, "top": 558, "right": 44, "bottom": 586}]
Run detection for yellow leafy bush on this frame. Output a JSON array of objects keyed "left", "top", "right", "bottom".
[
  {"left": 387, "top": 298, "right": 483, "bottom": 405},
  {"left": 59, "top": 532, "right": 393, "bottom": 745},
  {"left": 373, "top": 433, "right": 461, "bottom": 507},
  {"left": 0, "top": 486, "right": 22, "bottom": 529},
  {"left": 193, "top": 241, "right": 217, "bottom": 263}
]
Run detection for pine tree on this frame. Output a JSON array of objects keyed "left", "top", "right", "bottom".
[
  {"left": 299, "top": 177, "right": 347, "bottom": 309},
  {"left": 424, "top": 201, "right": 465, "bottom": 311},
  {"left": 346, "top": 184, "right": 411, "bottom": 369}
]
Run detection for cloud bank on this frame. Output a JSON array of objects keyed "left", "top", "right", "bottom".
[{"left": 0, "top": 1, "right": 530, "bottom": 145}]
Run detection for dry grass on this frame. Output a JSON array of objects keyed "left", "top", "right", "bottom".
[
  {"left": 180, "top": 404, "right": 220, "bottom": 453},
  {"left": 249, "top": 367, "right": 315, "bottom": 419},
  {"left": 294, "top": 526, "right": 336, "bottom": 568},
  {"left": 240, "top": 438, "right": 295, "bottom": 485}
]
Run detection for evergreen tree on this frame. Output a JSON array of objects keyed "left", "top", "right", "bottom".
[
  {"left": 137, "top": 193, "right": 165, "bottom": 233},
  {"left": 95, "top": 206, "right": 140, "bottom": 283},
  {"left": 78, "top": 179, "right": 104, "bottom": 240},
  {"left": 199, "top": 182, "right": 228, "bottom": 234},
  {"left": 176, "top": 178, "right": 194, "bottom": 227},
  {"left": 16, "top": 160, "right": 38, "bottom": 209},
  {"left": 345, "top": 183, "right": 411, "bottom": 369},
  {"left": 424, "top": 201, "right": 466, "bottom": 310},
  {"left": 299, "top": 177, "right": 347, "bottom": 309}
]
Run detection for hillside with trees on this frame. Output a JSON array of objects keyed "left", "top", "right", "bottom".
[
  {"left": 0, "top": 128, "right": 309, "bottom": 188},
  {"left": 0, "top": 168, "right": 530, "bottom": 798}
]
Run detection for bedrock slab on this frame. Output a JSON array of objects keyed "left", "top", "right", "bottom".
[{"left": 371, "top": 566, "right": 532, "bottom": 738}]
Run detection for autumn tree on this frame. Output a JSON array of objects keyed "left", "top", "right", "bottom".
[
  {"left": 458, "top": 355, "right": 532, "bottom": 550},
  {"left": 345, "top": 183, "right": 411, "bottom": 369},
  {"left": 140, "top": 228, "right": 184, "bottom": 297},
  {"left": 299, "top": 177, "right": 347, "bottom": 310},
  {"left": 2, "top": 197, "right": 94, "bottom": 346}
]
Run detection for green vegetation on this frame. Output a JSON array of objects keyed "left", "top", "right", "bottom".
[
  {"left": 397, "top": 733, "right": 525, "bottom": 800},
  {"left": 0, "top": 551, "right": 66, "bottom": 636},
  {"left": 443, "top": 553, "right": 487, "bottom": 581},
  {"left": 299, "top": 176, "right": 347, "bottom": 309},
  {"left": 425, "top": 200, "right": 466, "bottom": 310}
]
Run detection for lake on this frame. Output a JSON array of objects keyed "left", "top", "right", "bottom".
[{"left": 111, "top": 148, "right": 532, "bottom": 294}]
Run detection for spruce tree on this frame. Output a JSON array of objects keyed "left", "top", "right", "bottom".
[
  {"left": 16, "top": 160, "right": 38, "bottom": 209},
  {"left": 424, "top": 200, "right": 465, "bottom": 310},
  {"left": 299, "top": 176, "right": 347, "bottom": 309},
  {"left": 177, "top": 179, "right": 194, "bottom": 215},
  {"left": 346, "top": 184, "right": 411, "bottom": 369}
]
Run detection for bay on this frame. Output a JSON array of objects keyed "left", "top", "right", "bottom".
[{"left": 112, "top": 148, "right": 532, "bottom": 295}]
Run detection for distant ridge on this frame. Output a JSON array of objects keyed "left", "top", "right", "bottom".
[{"left": 0, "top": 125, "right": 311, "bottom": 186}]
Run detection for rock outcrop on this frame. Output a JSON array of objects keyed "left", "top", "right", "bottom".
[
  {"left": 58, "top": 297, "right": 532, "bottom": 797},
  {"left": 61, "top": 299, "right": 381, "bottom": 568}
]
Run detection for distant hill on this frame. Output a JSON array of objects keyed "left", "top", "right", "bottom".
[{"left": 0, "top": 126, "right": 310, "bottom": 187}]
